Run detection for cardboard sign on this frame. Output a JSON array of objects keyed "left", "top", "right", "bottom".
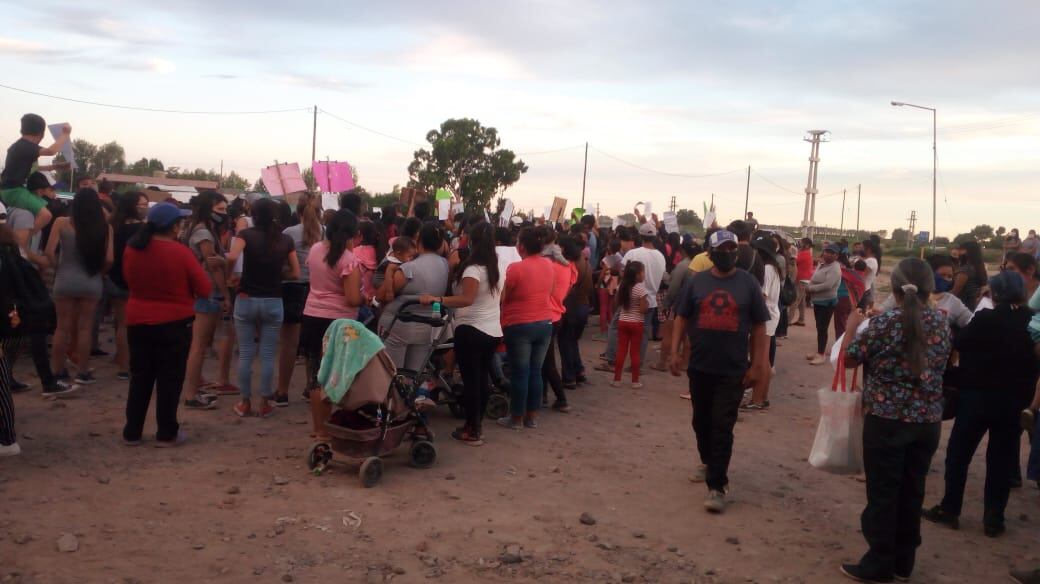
[
  {"left": 311, "top": 160, "right": 354, "bottom": 193},
  {"left": 600, "top": 217, "right": 614, "bottom": 228},
  {"left": 48, "top": 123, "right": 77, "bottom": 171},
  {"left": 261, "top": 163, "right": 307, "bottom": 197},
  {"left": 320, "top": 192, "right": 339, "bottom": 211},
  {"left": 399, "top": 187, "right": 428, "bottom": 213},
  {"left": 663, "top": 211, "right": 679, "bottom": 234},
  {"left": 549, "top": 197, "right": 567, "bottom": 223}
]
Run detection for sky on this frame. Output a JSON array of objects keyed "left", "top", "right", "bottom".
[{"left": 1, "top": 0, "right": 1038, "bottom": 238}]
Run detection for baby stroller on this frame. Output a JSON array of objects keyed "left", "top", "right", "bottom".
[{"left": 306, "top": 319, "right": 438, "bottom": 488}]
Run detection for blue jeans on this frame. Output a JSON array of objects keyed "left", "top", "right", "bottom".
[
  {"left": 605, "top": 307, "right": 653, "bottom": 367},
  {"left": 503, "top": 321, "right": 552, "bottom": 418},
  {"left": 233, "top": 297, "right": 283, "bottom": 400}
]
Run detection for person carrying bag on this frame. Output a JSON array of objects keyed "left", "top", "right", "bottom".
[{"left": 810, "top": 352, "right": 863, "bottom": 474}]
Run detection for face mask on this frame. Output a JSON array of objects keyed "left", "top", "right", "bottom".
[
  {"left": 934, "top": 273, "right": 953, "bottom": 293},
  {"left": 710, "top": 249, "right": 738, "bottom": 272},
  {"left": 212, "top": 212, "right": 226, "bottom": 224}
]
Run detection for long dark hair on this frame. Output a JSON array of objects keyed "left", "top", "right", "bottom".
[
  {"left": 358, "top": 219, "right": 387, "bottom": 262},
  {"left": 251, "top": 198, "right": 282, "bottom": 248},
  {"left": 618, "top": 260, "right": 644, "bottom": 310},
  {"left": 71, "top": 188, "right": 108, "bottom": 276},
  {"left": 324, "top": 209, "right": 359, "bottom": 268},
  {"left": 890, "top": 258, "right": 935, "bottom": 377},
  {"left": 111, "top": 191, "right": 145, "bottom": 228},
  {"left": 187, "top": 190, "right": 227, "bottom": 253},
  {"left": 517, "top": 226, "right": 545, "bottom": 256},
  {"left": 453, "top": 222, "right": 499, "bottom": 293},
  {"left": 129, "top": 218, "right": 182, "bottom": 251},
  {"left": 958, "top": 241, "right": 988, "bottom": 286}
]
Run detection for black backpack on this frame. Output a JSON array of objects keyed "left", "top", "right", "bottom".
[{"left": 0, "top": 250, "right": 56, "bottom": 337}]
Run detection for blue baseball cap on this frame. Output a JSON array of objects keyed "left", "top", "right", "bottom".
[
  {"left": 147, "top": 202, "right": 191, "bottom": 229},
  {"left": 708, "top": 229, "right": 738, "bottom": 249}
]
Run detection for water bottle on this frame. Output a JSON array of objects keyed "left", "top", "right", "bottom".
[{"left": 432, "top": 301, "right": 441, "bottom": 319}]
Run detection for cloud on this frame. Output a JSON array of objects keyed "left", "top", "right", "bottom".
[
  {"left": 104, "top": 57, "right": 177, "bottom": 74},
  {"left": 273, "top": 73, "right": 364, "bottom": 93},
  {"left": 204, "top": 73, "right": 240, "bottom": 80},
  {"left": 0, "top": 37, "right": 76, "bottom": 60}
]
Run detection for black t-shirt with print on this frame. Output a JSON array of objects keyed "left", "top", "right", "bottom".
[
  {"left": 675, "top": 268, "right": 770, "bottom": 376},
  {"left": 1, "top": 138, "right": 42, "bottom": 189}
]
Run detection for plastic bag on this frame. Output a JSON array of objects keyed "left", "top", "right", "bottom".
[{"left": 809, "top": 355, "right": 863, "bottom": 474}]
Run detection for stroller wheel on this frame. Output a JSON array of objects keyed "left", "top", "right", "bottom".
[
  {"left": 485, "top": 393, "right": 510, "bottom": 420},
  {"left": 307, "top": 443, "right": 333, "bottom": 474},
  {"left": 359, "top": 457, "right": 383, "bottom": 488},
  {"left": 409, "top": 440, "right": 437, "bottom": 469}
]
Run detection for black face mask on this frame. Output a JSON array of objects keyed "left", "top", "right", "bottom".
[
  {"left": 710, "top": 249, "right": 738, "bottom": 272},
  {"left": 212, "top": 212, "right": 226, "bottom": 224}
]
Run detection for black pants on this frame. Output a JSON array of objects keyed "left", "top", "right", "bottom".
[
  {"left": 688, "top": 369, "right": 745, "bottom": 491},
  {"left": 123, "top": 318, "right": 193, "bottom": 442},
  {"left": 558, "top": 304, "right": 590, "bottom": 383},
  {"left": 301, "top": 315, "right": 337, "bottom": 391},
  {"left": 775, "top": 300, "right": 789, "bottom": 338},
  {"left": 813, "top": 303, "right": 835, "bottom": 354},
  {"left": 0, "top": 346, "right": 14, "bottom": 445},
  {"left": 541, "top": 320, "right": 566, "bottom": 406},
  {"left": 939, "top": 390, "right": 1021, "bottom": 526},
  {"left": 1, "top": 334, "right": 55, "bottom": 388},
  {"left": 454, "top": 325, "right": 500, "bottom": 434},
  {"left": 859, "top": 415, "right": 940, "bottom": 578}
]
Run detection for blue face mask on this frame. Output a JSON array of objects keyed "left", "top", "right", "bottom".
[{"left": 934, "top": 273, "right": 953, "bottom": 293}]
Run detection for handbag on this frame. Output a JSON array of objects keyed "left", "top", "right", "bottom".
[
  {"left": 780, "top": 276, "right": 798, "bottom": 305},
  {"left": 809, "top": 353, "right": 864, "bottom": 474}
]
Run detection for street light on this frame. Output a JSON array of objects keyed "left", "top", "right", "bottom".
[{"left": 891, "top": 100, "right": 937, "bottom": 246}]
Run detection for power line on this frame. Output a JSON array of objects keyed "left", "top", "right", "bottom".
[
  {"left": 589, "top": 146, "right": 745, "bottom": 179},
  {"left": 318, "top": 108, "right": 423, "bottom": 147},
  {"left": 752, "top": 170, "right": 803, "bottom": 195},
  {"left": 0, "top": 82, "right": 310, "bottom": 115},
  {"left": 517, "top": 144, "right": 585, "bottom": 156}
]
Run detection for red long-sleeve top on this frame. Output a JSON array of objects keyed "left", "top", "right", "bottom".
[{"left": 124, "top": 239, "right": 212, "bottom": 325}]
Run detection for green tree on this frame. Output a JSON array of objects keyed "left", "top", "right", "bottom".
[
  {"left": 127, "top": 157, "right": 165, "bottom": 176},
  {"left": 222, "top": 171, "right": 250, "bottom": 191},
  {"left": 970, "top": 224, "right": 994, "bottom": 242},
  {"left": 996, "top": 226, "right": 1007, "bottom": 239},
  {"left": 676, "top": 208, "right": 703, "bottom": 230},
  {"left": 892, "top": 227, "right": 910, "bottom": 242},
  {"left": 254, "top": 177, "right": 268, "bottom": 194},
  {"left": 407, "top": 118, "right": 528, "bottom": 213},
  {"left": 953, "top": 232, "right": 976, "bottom": 245}
]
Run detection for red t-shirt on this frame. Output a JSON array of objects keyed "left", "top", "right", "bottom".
[
  {"left": 501, "top": 256, "right": 556, "bottom": 328},
  {"left": 548, "top": 261, "right": 577, "bottom": 322},
  {"left": 124, "top": 239, "right": 212, "bottom": 325},
  {"left": 796, "top": 249, "right": 815, "bottom": 281}
]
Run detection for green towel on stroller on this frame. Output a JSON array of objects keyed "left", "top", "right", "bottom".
[{"left": 317, "top": 319, "right": 386, "bottom": 404}]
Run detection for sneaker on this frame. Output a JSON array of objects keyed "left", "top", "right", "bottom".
[
  {"left": 273, "top": 394, "right": 289, "bottom": 408},
  {"left": 0, "top": 442, "right": 21, "bottom": 457},
  {"left": 233, "top": 402, "right": 251, "bottom": 417},
  {"left": 116, "top": 371, "right": 130, "bottom": 381},
  {"left": 523, "top": 417, "right": 538, "bottom": 429},
  {"left": 154, "top": 431, "right": 188, "bottom": 448},
  {"left": 688, "top": 465, "right": 707, "bottom": 483},
  {"left": 740, "top": 402, "right": 770, "bottom": 411},
  {"left": 1010, "top": 568, "right": 1040, "bottom": 584},
  {"left": 808, "top": 355, "right": 827, "bottom": 366},
  {"left": 631, "top": 382, "right": 643, "bottom": 389},
  {"left": 122, "top": 437, "right": 143, "bottom": 446},
  {"left": 74, "top": 372, "right": 97, "bottom": 385},
  {"left": 496, "top": 416, "right": 522, "bottom": 431},
  {"left": 196, "top": 387, "right": 218, "bottom": 401},
  {"left": 212, "top": 383, "right": 240, "bottom": 396},
  {"left": 562, "top": 381, "right": 577, "bottom": 390},
  {"left": 921, "top": 505, "right": 959, "bottom": 529},
  {"left": 610, "top": 380, "right": 622, "bottom": 388},
  {"left": 451, "top": 428, "right": 484, "bottom": 446},
  {"left": 575, "top": 374, "right": 588, "bottom": 384},
  {"left": 185, "top": 396, "right": 218, "bottom": 410},
  {"left": 90, "top": 348, "right": 110, "bottom": 357},
  {"left": 11, "top": 380, "right": 32, "bottom": 393},
  {"left": 42, "top": 380, "right": 79, "bottom": 399},
  {"left": 552, "top": 401, "right": 571, "bottom": 413},
  {"left": 839, "top": 563, "right": 894, "bottom": 583},
  {"left": 983, "top": 522, "right": 1006, "bottom": 538},
  {"left": 257, "top": 403, "right": 275, "bottom": 418},
  {"left": 704, "top": 489, "right": 728, "bottom": 513}
]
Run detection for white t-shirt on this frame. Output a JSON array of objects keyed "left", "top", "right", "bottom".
[
  {"left": 621, "top": 246, "right": 666, "bottom": 308},
  {"left": 762, "top": 264, "right": 781, "bottom": 336},
  {"left": 880, "top": 292, "right": 973, "bottom": 328},
  {"left": 453, "top": 265, "right": 503, "bottom": 338},
  {"left": 862, "top": 257, "right": 879, "bottom": 291},
  {"left": 495, "top": 245, "right": 522, "bottom": 295}
]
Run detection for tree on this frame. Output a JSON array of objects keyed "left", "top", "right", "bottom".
[
  {"left": 934, "top": 236, "right": 950, "bottom": 246},
  {"left": 996, "top": 226, "right": 1007, "bottom": 239},
  {"left": 675, "top": 208, "right": 703, "bottom": 230},
  {"left": 254, "top": 177, "right": 268, "bottom": 194},
  {"left": 970, "top": 224, "right": 994, "bottom": 242},
  {"left": 953, "top": 232, "right": 976, "bottom": 245},
  {"left": 892, "top": 228, "right": 910, "bottom": 242},
  {"left": 127, "top": 157, "right": 165, "bottom": 176},
  {"left": 407, "top": 118, "right": 528, "bottom": 213},
  {"left": 222, "top": 171, "right": 250, "bottom": 191}
]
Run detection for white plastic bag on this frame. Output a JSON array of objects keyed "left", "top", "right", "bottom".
[{"left": 809, "top": 357, "right": 863, "bottom": 474}]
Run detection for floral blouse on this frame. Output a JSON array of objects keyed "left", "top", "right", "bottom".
[{"left": 846, "top": 307, "right": 952, "bottom": 423}]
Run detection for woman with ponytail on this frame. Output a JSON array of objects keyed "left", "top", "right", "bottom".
[
  {"left": 226, "top": 198, "right": 300, "bottom": 419},
  {"left": 838, "top": 258, "right": 952, "bottom": 583},
  {"left": 122, "top": 203, "right": 210, "bottom": 446}
]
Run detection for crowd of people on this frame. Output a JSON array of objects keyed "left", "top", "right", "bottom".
[{"left": 1, "top": 114, "right": 1039, "bottom": 584}]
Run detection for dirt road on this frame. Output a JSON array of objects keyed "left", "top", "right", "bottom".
[{"left": 1, "top": 319, "right": 1035, "bottom": 583}]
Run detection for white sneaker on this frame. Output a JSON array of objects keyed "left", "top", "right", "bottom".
[
  {"left": 0, "top": 442, "right": 21, "bottom": 457},
  {"left": 688, "top": 465, "right": 707, "bottom": 483},
  {"left": 610, "top": 380, "right": 621, "bottom": 388},
  {"left": 631, "top": 382, "right": 643, "bottom": 389},
  {"left": 704, "top": 489, "right": 728, "bottom": 513}
]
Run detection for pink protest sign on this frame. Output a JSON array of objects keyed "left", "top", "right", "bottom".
[
  {"left": 261, "top": 163, "right": 307, "bottom": 197},
  {"left": 312, "top": 161, "right": 355, "bottom": 193}
]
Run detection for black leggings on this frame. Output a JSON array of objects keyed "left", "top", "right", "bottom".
[
  {"left": 300, "top": 315, "right": 337, "bottom": 392},
  {"left": 541, "top": 320, "right": 566, "bottom": 406},
  {"left": 814, "top": 303, "right": 835, "bottom": 355},
  {"left": 123, "top": 318, "right": 193, "bottom": 442},
  {"left": 453, "top": 324, "right": 500, "bottom": 433}
]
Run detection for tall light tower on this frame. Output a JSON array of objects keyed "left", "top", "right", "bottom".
[
  {"left": 801, "top": 130, "right": 829, "bottom": 240},
  {"left": 891, "top": 101, "right": 936, "bottom": 244}
]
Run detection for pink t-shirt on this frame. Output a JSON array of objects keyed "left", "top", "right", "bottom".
[
  {"left": 304, "top": 241, "right": 360, "bottom": 320},
  {"left": 501, "top": 256, "right": 556, "bottom": 328},
  {"left": 354, "top": 244, "right": 377, "bottom": 299},
  {"left": 548, "top": 261, "right": 577, "bottom": 322}
]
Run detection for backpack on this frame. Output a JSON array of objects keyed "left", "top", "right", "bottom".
[
  {"left": 780, "top": 275, "right": 798, "bottom": 306},
  {"left": 0, "top": 250, "right": 56, "bottom": 337}
]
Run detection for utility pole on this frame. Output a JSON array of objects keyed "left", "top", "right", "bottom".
[
  {"left": 219, "top": 159, "right": 224, "bottom": 188},
  {"left": 311, "top": 105, "right": 318, "bottom": 162},
  {"left": 801, "top": 130, "right": 829, "bottom": 240},
  {"left": 840, "top": 188, "right": 847, "bottom": 234},
  {"left": 855, "top": 184, "right": 861, "bottom": 235},
  {"left": 906, "top": 210, "right": 917, "bottom": 249},
  {"left": 580, "top": 141, "right": 588, "bottom": 210},
  {"left": 743, "top": 165, "right": 751, "bottom": 218},
  {"left": 669, "top": 195, "right": 677, "bottom": 213}
]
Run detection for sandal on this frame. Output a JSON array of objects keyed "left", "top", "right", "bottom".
[
  {"left": 740, "top": 402, "right": 769, "bottom": 411},
  {"left": 552, "top": 401, "right": 572, "bottom": 413},
  {"left": 233, "top": 402, "right": 252, "bottom": 417},
  {"left": 451, "top": 428, "right": 484, "bottom": 446}
]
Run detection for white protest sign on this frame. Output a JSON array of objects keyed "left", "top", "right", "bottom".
[
  {"left": 48, "top": 123, "right": 76, "bottom": 170},
  {"left": 320, "top": 192, "right": 338, "bottom": 211},
  {"left": 499, "top": 199, "right": 514, "bottom": 227},
  {"left": 663, "top": 211, "right": 679, "bottom": 234},
  {"left": 704, "top": 210, "right": 716, "bottom": 228},
  {"left": 542, "top": 206, "right": 550, "bottom": 219},
  {"left": 643, "top": 201, "right": 652, "bottom": 217},
  {"left": 438, "top": 199, "right": 451, "bottom": 220}
]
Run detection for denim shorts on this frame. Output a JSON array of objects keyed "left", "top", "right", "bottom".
[{"left": 194, "top": 295, "right": 224, "bottom": 314}]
